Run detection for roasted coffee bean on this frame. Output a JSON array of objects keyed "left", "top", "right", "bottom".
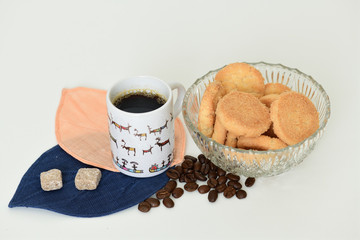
[
  {"left": 179, "top": 173, "right": 186, "bottom": 183},
  {"left": 138, "top": 201, "right": 151, "bottom": 212},
  {"left": 145, "top": 198, "right": 160, "bottom": 207},
  {"left": 184, "top": 155, "right": 198, "bottom": 163},
  {"left": 208, "top": 170, "right": 218, "bottom": 179},
  {"left": 194, "top": 161, "right": 202, "bottom": 171},
  {"left": 217, "top": 175, "right": 227, "bottom": 185},
  {"left": 223, "top": 186, "right": 236, "bottom": 198},
  {"left": 185, "top": 173, "right": 196, "bottom": 183},
  {"left": 236, "top": 190, "right": 247, "bottom": 199},
  {"left": 164, "top": 180, "right": 177, "bottom": 193},
  {"left": 185, "top": 169, "right": 194, "bottom": 174},
  {"left": 226, "top": 173, "right": 240, "bottom": 181},
  {"left": 217, "top": 168, "right": 226, "bottom": 176},
  {"left": 181, "top": 159, "right": 194, "bottom": 169},
  {"left": 172, "top": 187, "right": 184, "bottom": 198},
  {"left": 209, "top": 162, "right": 217, "bottom": 171},
  {"left": 198, "top": 154, "right": 206, "bottom": 164},
  {"left": 175, "top": 165, "right": 183, "bottom": 174},
  {"left": 156, "top": 189, "right": 171, "bottom": 199},
  {"left": 245, "top": 177, "right": 256, "bottom": 187},
  {"left": 228, "top": 180, "right": 242, "bottom": 190},
  {"left": 201, "top": 163, "right": 210, "bottom": 175},
  {"left": 207, "top": 178, "right": 218, "bottom": 188},
  {"left": 215, "top": 183, "right": 227, "bottom": 193},
  {"left": 184, "top": 182, "right": 199, "bottom": 192},
  {"left": 208, "top": 190, "right": 218, "bottom": 202},
  {"left": 198, "top": 185, "right": 211, "bottom": 194},
  {"left": 166, "top": 169, "right": 180, "bottom": 179},
  {"left": 194, "top": 171, "right": 207, "bottom": 181},
  {"left": 163, "top": 197, "right": 174, "bottom": 208}
]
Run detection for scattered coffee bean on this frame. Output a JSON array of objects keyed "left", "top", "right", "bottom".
[
  {"left": 217, "top": 168, "right": 226, "bottom": 176},
  {"left": 223, "top": 186, "right": 236, "bottom": 198},
  {"left": 228, "top": 180, "right": 242, "bottom": 190},
  {"left": 182, "top": 159, "right": 193, "bottom": 169},
  {"left": 208, "top": 190, "right": 218, "bottom": 202},
  {"left": 145, "top": 198, "right": 160, "bottom": 207},
  {"left": 166, "top": 169, "right": 180, "bottom": 179},
  {"left": 175, "top": 165, "right": 183, "bottom": 174},
  {"left": 209, "top": 162, "right": 217, "bottom": 171},
  {"left": 184, "top": 182, "right": 198, "bottom": 192},
  {"left": 236, "top": 190, "right": 247, "bottom": 199},
  {"left": 156, "top": 189, "right": 170, "bottom": 199},
  {"left": 194, "top": 171, "right": 207, "bottom": 181},
  {"left": 226, "top": 173, "right": 240, "bottom": 181},
  {"left": 172, "top": 187, "right": 184, "bottom": 198},
  {"left": 207, "top": 178, "right": 218, "bottom": 188},
  {"left": 215, "top": 183, "right": 227, "bottom": 193},
  {"left": 179, "top": 173, "right": 186, "bottom": 183},
  {"left": 146, "top": 155, "right": 255, "bottom": 212},
  {"left": 184, "top": 155, "right": 198, "bottom": 163},
  {"left": 194, "top": 161, "right": 202, "bottom": 171},
  {"left": 185, "top": 173, "right": 197, "bottom": 183},
  {"left": 245, "top": 177, "right": 256, "bottom": 187},
  {"left": 198, "top": 154, "right": 206, "bottom": 164},
  {"left": 198, "top": 185, "right": 211, "bottom": 194},
  {"left": 163, "top": 197, "right": 174, "bottom": 208},
  {"left": 164, "top": 180, "right": 177, "bottom": 193},
  {"left": 217, "top": 175, "right": 227, "bottom": 185},
  {"left": 201, "top": 163, "right": 210, "bottom": 175},
  {"left": 208, "top": 170, "right": 217, "bottom": 179},
  {"left": 138, "top": 201, "right": 151, "bottom": 212}
]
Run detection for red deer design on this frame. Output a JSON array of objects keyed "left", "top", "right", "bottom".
[
  {"left": 155, "top": 137, "right": 170, "bottom": 151},
  {"left": 142, "top": 145, "right": 154, "bottom": 155}
]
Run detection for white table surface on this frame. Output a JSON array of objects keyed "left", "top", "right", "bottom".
[{"left": 1, "top": 0, "right": 359, "bottom": 239}]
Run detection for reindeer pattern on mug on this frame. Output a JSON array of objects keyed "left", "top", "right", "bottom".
[{"left": 108, "top": 113, "right": 174, "bottom": 174}]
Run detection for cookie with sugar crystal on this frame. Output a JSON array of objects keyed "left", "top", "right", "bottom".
[
  {"left": 260, "top": 94, "right": 280, "bottom": 108},
  {"left": 216, "top": 91, "right": 271, "bottom": 137},
  {"left": 215, "top": 62, "right": 265, "bottom": 97},
  {"left": 211, "top": 116, "right": 227, "bottom": 145},
  {"left": 270, "top": 91, "right": 319, "bottom": 145},
  {"left": 237, "top": 135, "right": 287, "bottom": 150},
  {"left": 264, "top": 83, "right": 291, "bottom": 95},
  {"left": 198, "top": 81, "right": 226, "bottom": 137}
]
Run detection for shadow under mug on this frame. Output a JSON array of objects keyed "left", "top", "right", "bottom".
[{"left": 106, "top": 76, "right": 185, "bottom": 177}]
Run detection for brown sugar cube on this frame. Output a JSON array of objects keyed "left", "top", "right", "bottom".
[
  {"left": 40, "top": 169, "right": 63, "bottom": 191},
  {"left": 75, "top": 168, "right": 102, "bottom": 190}
]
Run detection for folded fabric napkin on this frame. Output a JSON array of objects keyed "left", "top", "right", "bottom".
[
  {"left": 9, "top": 145, "right": 169, "bottom": 217},
  {"left": 9, "top": 87, "right": 186, "bottom": 217}
]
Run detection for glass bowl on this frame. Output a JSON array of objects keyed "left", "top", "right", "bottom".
[{"left": 182, "top": 62, "right": 331, "bottom": 177}]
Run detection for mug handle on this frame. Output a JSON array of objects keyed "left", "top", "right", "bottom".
[{"left": 168, "top": 82, "right": 186, "bottom": 118}]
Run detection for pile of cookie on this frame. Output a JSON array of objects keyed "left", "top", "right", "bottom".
[{"left": 198, "top": 62, "right": 319, "bottom": 151}]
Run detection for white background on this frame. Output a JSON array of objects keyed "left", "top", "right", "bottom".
[{"left": 1, "top": 0, "right": 359, "bottom": 239}]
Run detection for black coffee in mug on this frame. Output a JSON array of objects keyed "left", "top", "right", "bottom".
[{"left": 113, "top": 92, "right": 167, "bottom": 113}]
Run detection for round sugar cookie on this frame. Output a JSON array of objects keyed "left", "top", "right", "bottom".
[
  {"left": 260, "top": 94, "right": 279, "bottom": 108},
  {"left": 264, "top": 83, "right": 291, "bottom": 95},
  {"left": 216, "top": 91, "right": 271, "bottom": 137},
  {"left": 270, "top": 91, "right": 319, "bottom": 145},
  {"left": 237, "top": 135, "right": 287, "bottom": 150},
  {"left": 198, "top": 81, "right": 226, "bottom": 137},
  {"left": 215, "top": 62, "right": 265, "bottom": 97}
]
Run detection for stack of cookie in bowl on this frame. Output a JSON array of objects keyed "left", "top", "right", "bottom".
[{"left": 198, "top": 62, "right": 319, "bottom": 151}]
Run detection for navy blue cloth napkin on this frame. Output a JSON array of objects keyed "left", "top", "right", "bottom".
[{"left": 9, "top": 145, "right": 169, "bottom": 217}]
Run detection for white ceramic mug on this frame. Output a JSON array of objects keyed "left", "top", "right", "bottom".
[{"left": 106, "top": 76, "right": 185, "bottom": 177}]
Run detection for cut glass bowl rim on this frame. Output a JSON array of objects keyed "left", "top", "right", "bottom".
[{"left": 182, "top": 61, "right": 331, "bottom": 155}]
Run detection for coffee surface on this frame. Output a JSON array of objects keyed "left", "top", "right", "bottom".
[{"left": 113, "top": 92, "right": 166, "bottom": 113}]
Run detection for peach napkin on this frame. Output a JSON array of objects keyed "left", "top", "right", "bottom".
[{"left": 55, "top": 87, "right": 186, "bottom": 172}]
